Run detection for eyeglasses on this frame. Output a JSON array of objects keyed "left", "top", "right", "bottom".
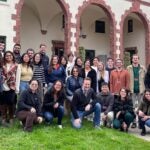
[
  {"left": 5, "top": 55, "right": 12, "bottom": 57},
  {"left": 73, "top": 70, "right": 78, "bottom": 72},
  {"left": 145, "top": 93, "right": 150, "bottom": 96}
]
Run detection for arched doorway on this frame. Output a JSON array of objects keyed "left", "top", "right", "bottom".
[
  {"left": 13, "top": 0, "right": 71, "bottom": 57},
  {"left": 76, "top": 0, "right": 116, "bottom": 62}
]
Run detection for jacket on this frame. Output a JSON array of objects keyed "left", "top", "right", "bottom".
[
  {"left": 16, "top": 89, "right": 42, "bottom": 116},
  {"left": 71, "top": 88, "right": 97, "bottom": 119},
  {"left": 43, "top": 88, "right": 66, "bottom": 112},
  {"left": 127, "top": 65, "right": 146, "bottom": 93},
  {"left": 66, "top": 76, "right": 83, "bottom": 96},
  {"left": 138, "top": 99, "right": 150, "bottom": 116}
]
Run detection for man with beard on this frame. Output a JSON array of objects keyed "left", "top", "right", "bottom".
[{"left": 13, "top": 43, "right": 22, "bottom": 64}]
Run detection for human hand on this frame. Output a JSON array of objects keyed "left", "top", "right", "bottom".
[
  {"left": 37, "top": 116, "right": 43, "bottom": 123},
  {"left": 85, "top": 104, "right": 91, "bottom": 111},
  {"left": 74, "top": 118, "right": 81, "bottom": 126},
  {"left": 116, "top": 111, "right": 121, "bottom": 119},
  {"left": 30, "top": 107, "right": 36, "bottom": 113},
  {"left": 54, "top": 102, "right": 59, "bottom": 109}
]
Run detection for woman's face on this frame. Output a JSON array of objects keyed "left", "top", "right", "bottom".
[
  {"left": 98, "top": 63, "right": 104, "bottom": 71},
  {"left": 77, "top": 58, "right": 82, "bottom": 66},
  {"left": 61, "top": 58, "right": 67, "bottom": 65},
  {"left": 145, "top": 91, "right": 150, "bottom": 101},
  {"left": 73, "top": 68, "right": 79, "bottom": 77},
  {"left": 23, "top": 54, "right": 30, "bottom": 63},
  {"left": 120, "top": 89, "right": 127, "bottom": 99},
  {"left": 85, "top": 60, "right": 90, "bottom": 68},
  {"left": 54, "top": 81, "right": 62, "bottom": 92},
  {"left": 5, "top": 52, "right": 13, "bottom": 62},
  {"left": 34, "top": 54, "right": 41, "bottom": 63},
  {"left": 29, "top": 80, "right": 39, "bottom": 92},
  {"left": 52, "top": 57, "right": 58, "bottom": 65}
]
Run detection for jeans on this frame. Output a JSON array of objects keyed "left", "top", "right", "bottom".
[
  {"left": 139, "top": 117, "right": 150, "bottom": 129},
  {"left": 20, "top": 81, "right": 29, "bottom": 93},
  {"left": 71, "top": 103, "right": 101, "bottom": 129},
  {"left": 44, "top": 105, "right": 64, "bottom": 125}
]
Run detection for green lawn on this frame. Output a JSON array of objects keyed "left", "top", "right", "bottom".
[{"left": 0, "top": 118, "right": 150, "bottom": 150}]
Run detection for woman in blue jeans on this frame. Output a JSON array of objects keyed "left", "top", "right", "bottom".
[
  {"left": 138, "top": 89, "right": 150, "bottom": 136},
  {"left": 43, "top": 80, "right": 66, "bottom": 128}
]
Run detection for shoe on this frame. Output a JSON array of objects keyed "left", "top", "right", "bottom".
[
  {"left": 131, "top": 122, "right": 137, "bottom": 128},
  {"left": 94, "top": 125, "right": 101, "bottom": 130},
  {"left": 141, "top": 127, "right": 146, "bottom": 136},
  {"left": 58, "top": 125, "right": 63, "bottom": 129},
  {"left": 23, "top": 127, "right": 32, "bottom": 132}
]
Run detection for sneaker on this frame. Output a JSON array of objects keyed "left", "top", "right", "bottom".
[
  {"left": 58, "top": 125, "right": 63, "bottom": 129},
  {"left": 131, "top": 122, "right": 137, "bottom": 128},
  {"left": 94, "top": 125, "right": 101, "bottom": 130}
]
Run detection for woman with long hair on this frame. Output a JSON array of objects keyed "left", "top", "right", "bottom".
[
  {"left": 97, "top": 62, "right": 109, "bottom": 92},
  {"left": 45, "top": 55, "right": 66, "bottom": 88},
  {"left": 81, "top": 59, "right": 97, "bottom": 92},
  {"left": 19, "top": 53, "right": 33, "bottom": 93},
  {"left": 43, "top": 80, "right": 66, "bottom": 128},
  {"left": 1, "top": 51, "right": 20, "bottom": 126},
  {"left": 66, "top": 66, "right": 83, "bottom": 101},
  {"left": 32, "top": 53, "right": 46, "bottom": 100},
  {"left": 16, "top": 79, "right": 43, "bottom": 132},
  {"left": 113, "top": 88, "right": 135, "bottom": 132},
  {"left": 74, "top": 56, "right": 83, "bottom": 77},
  {"left": 138, "top": 89, "right": 150, "bottom": 136}
]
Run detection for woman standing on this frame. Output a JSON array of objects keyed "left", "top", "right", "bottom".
[
  {"left": 97, "top": 62, "right": 109, "bottom": 92},
  {"left": 138, "top": 89, "right": 150, "bottom": 136},
  {"left": 19, "top": 53, "right": 33, "bottom": 93},
  {"left": 32, "top": 53, "right": 46, "bottom": 100},
  {"left": 1, "top": 51, "right": 20, "bottom": 126},
  {"left": 74, "top": 57, "right": 83, "bottom": 77},
  {"left": 16, "top": 79, "right": 43, "bottom": 132},
  {"left": 113, "top": 88, "right": 135, "bottom": 132},
  {"left": 81, "top": 59, "right": 97, "bottom": 92},
  {"left": 66, "top": 66, "right": 83, "bottom": 101},
  {"left": 45, "top": 55, "right": 66, "bottom": 87},
  {"left": 43, "top": 80, "right": 66, "bottom": 128}
]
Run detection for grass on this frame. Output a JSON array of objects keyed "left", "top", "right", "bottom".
[{"left": 0, "top": 117, "right": 150, "bottom": 150}]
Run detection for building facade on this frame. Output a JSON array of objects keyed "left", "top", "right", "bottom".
[{"left": 0, "top": 0, "right": 150, "bottom": 66}]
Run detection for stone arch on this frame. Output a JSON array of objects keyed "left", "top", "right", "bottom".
[
  {"left": 75, "top": 0, "right": 117, "bottom": 59},
  {"left": 120, "top": 3, "right": 150, "bottom": 66},
  {"left": 12, "top": 0, "right": 72, "bottom": 54}
]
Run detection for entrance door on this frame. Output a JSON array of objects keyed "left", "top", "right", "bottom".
[
  {"left": 52, "top": 40, "right": 64, "bottom": 58},
  {"left": 85, "top": 49, "right": 95, "bottom": 62}
]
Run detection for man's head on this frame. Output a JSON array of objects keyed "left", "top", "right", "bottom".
[
  {"left": 39, "top": 43, "right": 47, "bottom": 54},
  {"left": 27, "top": 48, "right": 35, "bottom": 59},
  {"left": 83, "top": 77, "right": 91, "bottom": 91},
  {"left": 115, "top": 59, "right": 123, "bottom": 69},
  {"left": 132, "top": 54, "right": 139, "bottom": 65},
  {"left": 0, "top": 41, "right": 5, "bottom": 52},
  {"left": 13, "top": 43, "right": 21, "bottom": 54},
  {"left": 107, "top": 57, "right": 114, "bottom": 68},
  {"left": 101, "top": 82, "right": 109, "bottom": 93}
]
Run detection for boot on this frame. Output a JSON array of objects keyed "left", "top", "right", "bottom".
[{"left": 141, "top": 126, "right": 146, "bottom": 136}]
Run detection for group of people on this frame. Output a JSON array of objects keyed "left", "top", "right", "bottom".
[{"left": 0, "top": 41, "right": 150, "bottom": 136}]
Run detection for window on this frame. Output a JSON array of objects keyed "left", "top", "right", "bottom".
[
  {"left": 0, "top": 0, "right": 7, "bottom": 2},
  {"left": 95, "top": 20, "right": 105, "bottom": 33},
  {"left": 0, "top": 35, "right": 6, "bottom": 52},
  {"left": 128, "top": 19, "right": 133, "bottom": 33}
]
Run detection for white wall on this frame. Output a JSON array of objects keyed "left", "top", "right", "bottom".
[
  {"left": 20, "top": 5, "right": 64, "bottom": 56},
  {"left": 123, "top": 17, "right": 145, "bottom": 66}
]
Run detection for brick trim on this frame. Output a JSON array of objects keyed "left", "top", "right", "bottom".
[
  {"left": 75, "top": 0, "right": 117, "bottom": 59},
  {"left": 12, "top": 0, "right": 72, "bottom": 55},
  {"left": 119, "top": 1, "right": 150, "bottom": 66}
]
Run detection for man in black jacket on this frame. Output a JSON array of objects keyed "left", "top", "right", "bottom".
[
  {"left": 96, "top": 82, "right": 114, "bottom": 127},
  {"left": 71, "top": 77, "right": 101, "bottom": 129}
]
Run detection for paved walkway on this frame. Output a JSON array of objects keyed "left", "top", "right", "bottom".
[{"left": 129, "top": 127, "right": 150, "bottom": 141}]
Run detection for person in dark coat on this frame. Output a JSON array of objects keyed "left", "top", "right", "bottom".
[
  {"left": 138, "top": 89, "right": 150, "bottom": 136},
  {"left": 113, "top": 88, "right": 135, "bottom": 132},
  {"left": 16, "top": 79, "right": 43, "bottom": 132},
  {"left": 144, "top": 64, "right": 150, "bottom": 89},
  {"left": 71, "top": 77, "right": 101, "bottom": 129},
  {"left": 81, "top": 59, "right": 97, "bottom": 92},
  {"left": 43, "top": 80, "right": 66, "bottom": 129}
]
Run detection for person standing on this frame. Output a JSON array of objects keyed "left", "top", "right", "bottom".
[
  {"left": 1, "top": 51, "right": 20, "bottom": 126},
  {"left": 110, "top": 59, "right": 130, "bottom": 95},
  {"left": 0, "top": 41, "right": 5, "bottom": 57},
  {"left": 144, "top": 64, "right": 150, "bottom": 89},
  {"left": 13, "top": 43, "right": 22, "bottom": 64},
  {"left": 127, "top": 54, "right": 146, "bottom": 108},
  {"left": 71, "top": 77, "right": 101, "bottom": 129},
  {"left": 39, "top": 43, "right": 49, "bottom": 70}
]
